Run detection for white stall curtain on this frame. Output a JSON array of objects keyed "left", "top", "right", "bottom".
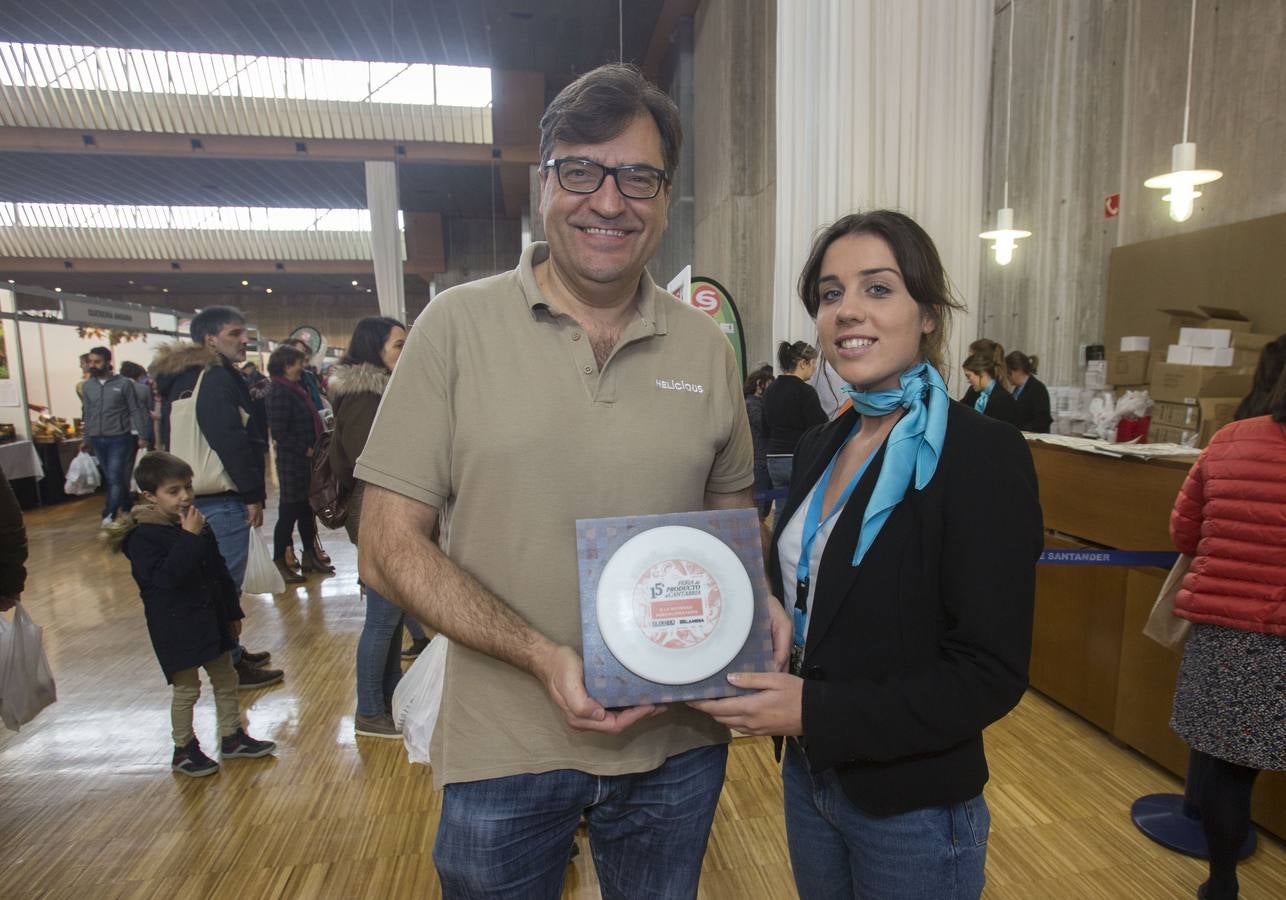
[
  {"left": 364, "top": 160, "right": 406, "bottom": 324},
  {"left": 774, "top": 0, "right": 991, "bottom": 403}
]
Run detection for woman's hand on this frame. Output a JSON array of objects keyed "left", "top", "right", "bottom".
[{"left": 688, "top": 671, "right": 804, "bottom": 736}]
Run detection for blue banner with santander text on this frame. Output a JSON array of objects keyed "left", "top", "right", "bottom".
[{"left": 1039, "top": 549, "right": 1178, "bottom": 568}]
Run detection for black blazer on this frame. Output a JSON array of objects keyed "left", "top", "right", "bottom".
[
  {"left": 977, "top": 384, "right": 1021, "bottom": 428},
  {"left": 1013, "top": 376, "right": 1052, "bottom": 433},
  {"left": 768, "top": 402, "right": 1042, "bottom": 816}
]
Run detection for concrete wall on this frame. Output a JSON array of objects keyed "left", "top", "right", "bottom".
[
  {"left": 979, "top": 0, "right": 1286, "bottom": 386},
  {"left": 692, "top": 0, "right": 777, "bottom": 372}
]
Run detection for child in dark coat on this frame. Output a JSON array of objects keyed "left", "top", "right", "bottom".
[{"left": 110, "top": 451, "right": 275, "bottom": 777}]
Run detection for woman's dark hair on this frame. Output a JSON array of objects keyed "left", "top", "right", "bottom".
[
  {"left": 969, "top": 338, "right": 1009, "bottom": 388},
  {"left": 962, "top": 349, "right": 1002, "bottom": 381},
  {"left": 797, "top": 211, "right": 966, "bottom": 375},
  {"left": 1234, "top": 333, "right": 1286, "bottom": 421},
  {"left": 776, "top": 340, "right": 817, "bottom": 373},
  {"left": 1268, "top": 362, "right": 1286, "bottom": 423},
  {"left": 743, "top": 369, "right": 773, "bottom": 397},
  {"left": 1005, "top": 350, "right": 1038, "bottom": 376},
  {"left": 134, "top": 451, "right": 194, "bottom": 494},
  {"left": 539, "top": 63, "right": 682, "bottom": 181},
  {"left": 267, "top": 344, "right": 305, "bottom": 377},
  {"left": 119, "top": 361, "right": 146, "bottom": 380},
  {"left": 341, "top": 316, "right": 407, "bottom": 370}
]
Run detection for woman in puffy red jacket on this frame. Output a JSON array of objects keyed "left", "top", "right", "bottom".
[{"left": 1168, "top": 354, "right": 1286, "bottom": 900}]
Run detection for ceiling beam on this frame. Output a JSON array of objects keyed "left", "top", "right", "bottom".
[
  {"left": 0, "top": 127, "right": 540, "bottom": 166},
  {"left": 0, "top": 258, "right": 435, "bottom": 275}
]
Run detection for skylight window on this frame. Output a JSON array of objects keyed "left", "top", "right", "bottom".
[
  {"left": 0, "top": 203, "right": 405, "bottom": 232},
  {"left": 0, "top": 42, "right": 491, "bottom": 107}
]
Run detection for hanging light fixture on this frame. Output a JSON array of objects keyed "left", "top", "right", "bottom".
[
  {"left": 980, "top": 0, "right": 1031, "bottom": 266},
  {"left": 1144, "top": 0, "right": 1221, "bottom": 222}
]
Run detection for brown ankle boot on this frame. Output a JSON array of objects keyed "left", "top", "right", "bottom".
[
  {"left": 301, "top": 548, "right": 334, "bottom": 575},
  {"left": 275, "top": 559, "right": 305, "bottom": 584},
  {"left": 312, "top": 536, "right": 331, "bottom": 566},
  {"left": 283, "top": 545, "right": 300, "bottom": 570}
]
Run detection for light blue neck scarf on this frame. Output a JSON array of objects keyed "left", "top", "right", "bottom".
[
  {"left": 838, "top": 362, "right": 949, "bottom": 566},
  {"left": 973, "top": 378, "right": 996, "bottom": 413}
]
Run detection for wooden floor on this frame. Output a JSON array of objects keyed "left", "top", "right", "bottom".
[{"left": 2, "top": 495, "right": 1284, "bottom": 899}]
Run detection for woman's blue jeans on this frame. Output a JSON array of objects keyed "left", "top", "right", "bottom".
[
  {"left": 783, "top": 741, "right": 989, "bottom": 900},
  {"left": 355, "top": 585, "right": 404, "bottom": 716}
]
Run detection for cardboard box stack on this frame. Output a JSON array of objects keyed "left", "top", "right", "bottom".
[{"left": 1142, "top": 306, "right": 1264, "bottom": 446}]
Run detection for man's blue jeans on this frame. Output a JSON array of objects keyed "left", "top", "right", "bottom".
[
  {"left": 433, "top": 743, "right": 728, "bottom": 899},
  {"left": 195, "top": 494, "right": 250, "bottom": 664},
  {"left": 93, "top": 433, "right": 135, "bottom": 519},
  {"left": 782, "top": 741, "right": 989, "bottom": 900},
  {"left": 355, "top": 586, "right": 403, "bottom": 716}
]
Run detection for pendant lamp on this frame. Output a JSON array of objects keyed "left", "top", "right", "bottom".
[
  {"left": 980, "top": 0, "right": 1030, "bottom": 266},
  {"left": 1144, "top": 0, "right": 1222, "bottom": 222}
]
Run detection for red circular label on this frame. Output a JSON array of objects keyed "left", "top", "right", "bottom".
[
  {"left": 632, "top": 558, "right": 723, "bottom": 649},
  {"left": 692, "top": 285, "right": 722, "bottom": 315}
]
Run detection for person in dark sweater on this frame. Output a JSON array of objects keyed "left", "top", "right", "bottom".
[
  {"left": 763, "top": 340, "right": 827, "bottom": 503},
  {"left": 1005, "top": 351, "right": 1052, "bottom": 433},
  {"left": 110, "top": 451, "right": 276, "bottom": 777},
  {"left": 0, "top": 467, "right": 26, "bottom": 612},
  {"left": 962, "top": 348, "right": 1021, "bottom": 428},
  {"left": 959, "top": 338, "right": 1008, "bottom": 407},
  {"left": 744, "top": 366, "right": 775, "bottom": 519}
]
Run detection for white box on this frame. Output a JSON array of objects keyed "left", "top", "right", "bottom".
[
  {"left": 1120, "top": 336, "right": 1151, "bottom": 352},
  {"left": 1179, "top": 327, "right": 1233, "bottom": 348},
  {"left": 1189, "top": 346, "right": 1234, "bottom": 367},
  {"left": 1167, "top": 344, "right": 1195, "bottom": 364}
]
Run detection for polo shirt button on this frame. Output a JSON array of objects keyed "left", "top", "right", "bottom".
[
  {"left": 583, "top": 365, "right": 592, "bottom": 374},
  {"left": 572, "top": 332, "right": 581, "bottom": 341}
]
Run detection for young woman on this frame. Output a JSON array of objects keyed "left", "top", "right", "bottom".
[
  {"left": 962, "top": 348, "right": 1021, "bottom": 428},
  {"left": 959, "top": 338, "right": 1007, "bottom": 407},
  {"left": 1005, "top": 351, "right": 1052, "bottom": 433},
  {"left": 692, "top": 210, "right": 1043, "bottom": 899},
  {"left": 762, "top": 341, "right": 827, "bottom": 502},
  {"left": 328, "top": 316, "right": 416, "bottom": 738},
  {"left": 265, "top": 345, "right": 331, "bottom": 583}
]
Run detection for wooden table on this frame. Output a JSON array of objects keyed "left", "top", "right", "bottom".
[{"left": 1028, "top": 440, "right": 1285, "bottom": 841}]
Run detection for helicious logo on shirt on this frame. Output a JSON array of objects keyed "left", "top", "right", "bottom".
[{"left": 655, "top": 377, "right": 704, "bottom": 394}]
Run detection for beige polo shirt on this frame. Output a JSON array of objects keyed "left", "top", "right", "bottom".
[{"left": 355, "top": 242, "right": 754, "bottom": 788}]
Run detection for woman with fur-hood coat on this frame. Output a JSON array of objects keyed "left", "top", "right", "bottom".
[{"left": 329, "top": 356, "right": 392, "bottom": 545}]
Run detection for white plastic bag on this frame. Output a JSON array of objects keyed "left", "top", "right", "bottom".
[
  {"left": 128, "top": 447, "right": 148, "bottom": 493},
  {"left": 0, "top": 603, "right": 58, "bottom": 732},
  {"left": 392, "top": 635, "right": 447, "bottom": 766},
  {"left": 241, "top": 527, "right": 285, "bottom": 594},
  {"left": 64, "top": 452, "right": 101, "bottom": 496}
]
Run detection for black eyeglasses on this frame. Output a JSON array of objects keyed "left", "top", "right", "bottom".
[{"left": 542, "top": 157, "right": 669, "bottom": 200}]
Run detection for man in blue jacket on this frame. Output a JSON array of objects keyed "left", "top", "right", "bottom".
[
  {"left": 81, "top": 346, "right": 149, "bottom": 526},
  {"left": 152, "top": 308, "right": 282, "bottom": 688}
]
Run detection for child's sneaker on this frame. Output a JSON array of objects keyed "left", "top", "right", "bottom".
[
  {"left": 220, "top": 728, "right": 276, "bottom": 759},
  {"left": 172, "top": 739, "right": 220, "bottom": 777}
]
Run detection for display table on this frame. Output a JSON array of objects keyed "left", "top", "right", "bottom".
[
  {"left": 1028, "top": 440, "right": 1285, "bottom": 842},
  {"left": 0, "top": 439, "right": 44, "bottom": 480},
  {"left": 0, "top": 437, "right": 86, "bottom": 508}
]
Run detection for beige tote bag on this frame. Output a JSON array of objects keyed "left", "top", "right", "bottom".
[
  {"left": 1143, "top": 553, "right": 1194, "bottom": 652},
  {"left": 169, "top": 367, "right": 246, "bottom": 495}
]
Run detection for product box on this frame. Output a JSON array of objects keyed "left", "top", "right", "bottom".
[
  {"left": 1166, "top": 344, "right": 1195, "bottom": 365},
  {"left": 1160, "top": 306, "right": 1252, "bottom": 347},
  {"left": 1189, "top": 347, "right": 1234, "bottom": 367},
  {"left": 1149, "top": 365, "right": 1254, "bottom": 405},
  {"left": 1152, "top": 401, "right": 1201, "bottom": 430},
  {"left": 1231, "top": 331, "right": 1275, "bottom": 352},
  {"left": 1148, "top": 423, "right": 1198, "bottom": 446},
  {"left": 1178, "top": 327, "right": 1233, "bottom": 348},
  {"left": 1198, "top": 397, "right": 1242, "bottom": 446},
  {"left": 1105, "top": 350, "right": 1150, "bottom": 386},
  {"left": 1120, "top": 336, "right": 1151, "bottom": 352}
]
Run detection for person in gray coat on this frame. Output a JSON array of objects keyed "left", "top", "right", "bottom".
[{"left": 81, "top": 346, "right": 149, "bottom": 525}]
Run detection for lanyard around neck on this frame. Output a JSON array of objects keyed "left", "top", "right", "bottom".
[{"left": 793, "top": 424, "right": 876, "bottom": 614}]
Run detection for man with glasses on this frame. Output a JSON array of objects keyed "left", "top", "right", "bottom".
[{"left": 356, "top": 64, "right": 785, "bottom": 897}]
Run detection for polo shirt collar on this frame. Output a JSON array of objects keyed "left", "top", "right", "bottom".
[{"left": 517, "top": 241, "right": 668, "bottom": 336}]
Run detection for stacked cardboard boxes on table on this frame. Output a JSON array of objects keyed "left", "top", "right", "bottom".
[{"left": 1114, "top": 307, "right": 1265, "bottom": 446}]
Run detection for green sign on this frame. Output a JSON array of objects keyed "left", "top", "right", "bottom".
[{"left": 689, "top": 277, "right": 748, "bottom": 380}]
